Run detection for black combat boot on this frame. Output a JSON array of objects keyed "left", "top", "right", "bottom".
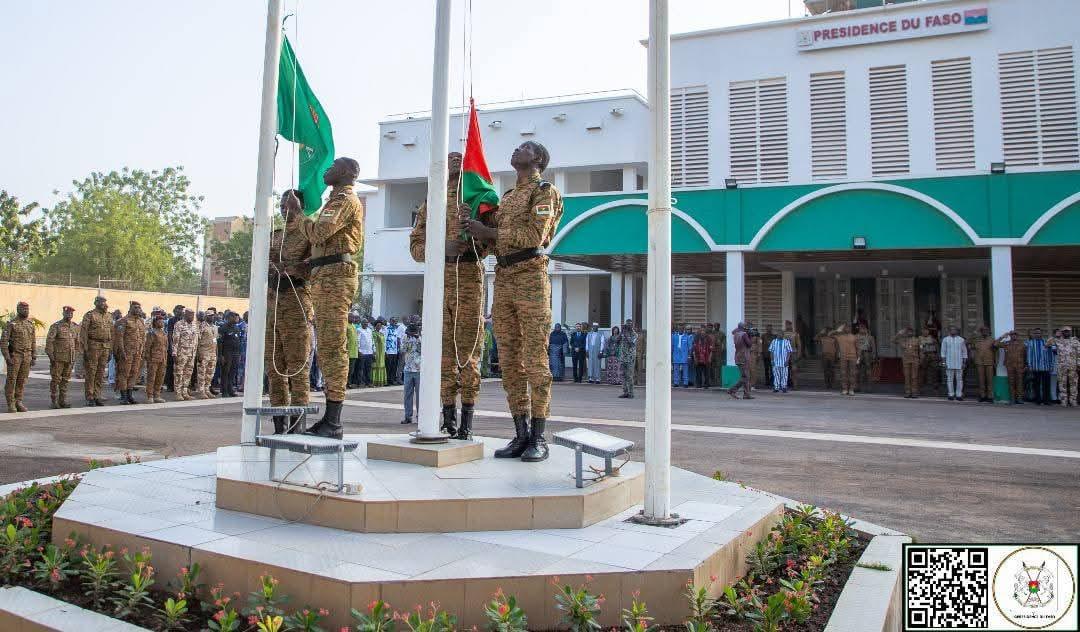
[
  {"left": 494, "top": 415, "right": 530, "bottom": 458},
  {"left": 94, "top": 398, "right": 106, "bottom": 407},
  {"left": 455, "top": 404, "right": 474, "bottom": 440},
  {"left": 126, "top": 389, "right": 138, "bottom": 405},
  {"left": 440, "top": 405, "right": 458, "bottom": 436},
  {"left": 520, "top": 418, "right": 549, "bottom": 462},
  {"left": 304, "top": 401, "right": 343, "bottom": 439},
  {"left": 287, "top": 415, "right": 303, "bottom": 434},
  {"left": 272, "top": 415, "right": 286, "bottom": 435}
]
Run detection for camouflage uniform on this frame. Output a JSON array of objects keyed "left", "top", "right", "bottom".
[
  {"left": 619, "top": 329, "right": 638, "bottom": 398},
  {"left": 113, "top": 314, "right": 147, "bottom": 392},
  {"left": 2, "top": 316, "right": 36, "bottom": 411},
  {"left": 79, "top": 308, "right": 113, "bottom": 402},
  {"left": 817, "top": 332, "right": 838, "bottom": 390},
  {"left": 895, "top": 333, "right": 922, "bottom": 397},
  {"left": 196, "top": 321, "right": 218, "bottom": 397},
  {"left": 491, "top": 173, "right": 563, "bottom": 419},
  {"left": 266, "top": 218, "right": 312, "bottom": 407},
  {"left": 749, "top": 337, "right": 762, "bottom": 387},
  {"left": 783, "top": 329, "right": 801, "bottom": 389},
  {"left": 835, "top": 332, "right": 858, "bottom": 395},
  {"left": 144, "top": 328, "right": 168, "bottom": 402},
  {"left": 971, "top": 334, "right": 997, "bottom": 401},
  {"left": 918, "top": 335, "right": 940, "bottom": 395},
  {"left": 409, "top": 178, "right": 487, "bottom": 407},
  {"left": 999, "top": 335, "right": 1026, "bottom": 402},
  {"left": 1049, "top": 337, "right": 1080, "bottom": 407},
  {"left": 45, "top": 319, "right": 79, "bottom": 407},
  {"left": 300, "top": 184, "right": 364, "bottom": 402},
  {"left": 171, "top": 320, "right": 199, "bottom": 400},
  {"left": 855, "top": 332, "right": 876, "bottom": 392}
]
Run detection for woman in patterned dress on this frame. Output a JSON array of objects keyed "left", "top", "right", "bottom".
[{"left": 604, "top": 327, "right": 623, "bottom": 385}]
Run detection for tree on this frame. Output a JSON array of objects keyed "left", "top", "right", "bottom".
[
  {"left": 0, "top": 191, "right": 54, "bottom": 277},
  {"left": 36, "top": 167, "right": 206, "bottom": 292}
]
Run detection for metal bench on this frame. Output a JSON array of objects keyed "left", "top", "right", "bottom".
[
  {"left": 247, "top": 406, "right": 358, "bottom": 493},
  {"left": 551, "top": 428, "right": 635, "bottom": 488}
]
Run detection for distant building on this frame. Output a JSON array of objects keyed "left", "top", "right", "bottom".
[{"left": 203, "top": 216, "right": 248, "bottom": 297}]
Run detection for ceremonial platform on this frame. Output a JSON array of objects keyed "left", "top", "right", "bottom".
[{"left": 51, "top": 436, "right": 784, "bottom": 628}]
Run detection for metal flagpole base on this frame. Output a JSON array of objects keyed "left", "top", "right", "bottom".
[
  {"left": 409, "top": 431, "right": 451, "bottom": 444},
  {"left": 628, "top": 510, "right": 685, "bottom": 528}
]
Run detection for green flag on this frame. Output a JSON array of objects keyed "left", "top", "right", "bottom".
[{"left": 277, "top": 35, "right": 333, "bottom": 215}]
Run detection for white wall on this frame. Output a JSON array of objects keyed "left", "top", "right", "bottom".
[
  {"left": 377, "top": 275, "right": 424, "bottom": 319},
  {"left": 563, "top": 275, "right": 591, "bottom": 326},
  {"left": 670, "top": 0, "right": 1080, "bottom": 186},
  {"left": 707, "top": 279, "right": 727, "bottom": 324},
  {"left": 384, "top": 181, "right": 427, "bottom": 229}
]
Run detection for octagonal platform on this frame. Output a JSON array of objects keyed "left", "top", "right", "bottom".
[{"left": 51, "top": 436, "right": 784, "bottom": 628}]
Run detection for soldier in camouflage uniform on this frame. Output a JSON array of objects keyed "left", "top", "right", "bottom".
[
  {"left": 302, "top": 157, "right": 364, "bottom": 440},
  {"left": 267, "top": 189, "right": 312, "bottom": 434},
  {"left": 45, "top": 306, "right": 79, "bottom": 409},
  {"left": 970, "top": 326, "right": 997, "bottom": 403},
  {"left": 618, "top": 319, "right": 638, "bottom": 399},
  {"left": 782, "top": 320, "right": 801, "bottom": 390},
  {"left": 463, "top": 141, "right": 563, "bottom": 462},
  {"left": 2, "top": 301, "right": 36, "bottom": 412},
  {"left": 79, "top": 296, "right": 113, "bottom": 406},
  {"left": 918, "top": 328, "right": 940, "bottom": 396},
  {"left": 1048, "top": 326, "right": 1079, "bottom": 407},
  {"left": 855, "top": 325, "right": 877, "bottom": 393},
  {"left": 410, "top": 152, "right": 487, "bottom": 440},
  {"left": 894, "top": 327, "right": 921, "bottom": 398},
  {"left": 995, "top": 330, "right": 1026, "bottom": 404},
  {"left": 195, "top": 312, "right": 218, "bottom": 399},
  {"left": 171, "top": 309, "right": 199, "bottom": 401},
  {"left": 144, "top": 315, "right": 168, "bottom": 403},
  {"left": 113, "top": 301, "right": 147, "bottom": 405}
]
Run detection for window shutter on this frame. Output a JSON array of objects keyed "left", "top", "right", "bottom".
[
  {"left": 1014, "top": 275, "right": 1080, "bottom": 334},
  {"left": 932, "top": 57, "right": 975, "bottom": 170},
  {"left": 810, "top": 71, "right": 847, "bottom": 180},
  {"left": 999, "top": 46, "right": 1079, "bottom": 167},
  {"left": 671, "top": 86, "right": 710, "bottom": 187},
  {"left": 672, "top": 276, "right": 708, "bottom": 324},
  {"left": 869, "top": 65, "right": 910, "bottom": 177},
  {"left": 728, "top": 78, "right": 789, "bottom": 184},
  {"left": 745, "top": 276, "right": 782, "bottom": 332}
]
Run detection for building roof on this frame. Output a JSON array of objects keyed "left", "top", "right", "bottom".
[{"left": 380, "top": 89, "right": 647, "bottom": 124}]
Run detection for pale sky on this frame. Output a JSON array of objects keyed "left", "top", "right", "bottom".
[{"left": 1, "top": 1, "right": 802, "bottom": 219}]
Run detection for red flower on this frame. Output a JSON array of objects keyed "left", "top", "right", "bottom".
[{"left": 319, "top": 608, "right": 330, "bottom": 616}]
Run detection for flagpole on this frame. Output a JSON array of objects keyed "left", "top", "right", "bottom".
[
  {"left": 414, "top": 0, "right": 454, "bottom": 443},
  {"left": 240, "top": 0, "right": 284, "bottom": 445},
  {"left": 640, "top": 0, "right": 675, "bottom": 524}
]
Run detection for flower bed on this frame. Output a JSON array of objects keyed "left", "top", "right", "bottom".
[{"left": 1, "top": 468, "right": 869, "bottom": 632}]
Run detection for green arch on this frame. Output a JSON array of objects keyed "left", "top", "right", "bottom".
[
  {"left": 1028, "top": 201, "right": 1080, "bottom": 245},
  {"left": 551, "top": 205, "right": 712, "bottom": 255},
  {"left": 755, "top": 189, "right": 975, "bottom": 251}
]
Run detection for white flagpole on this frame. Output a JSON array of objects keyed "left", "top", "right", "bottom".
[
  {"left": 642, "top": 0, "right": 674, "bottom": 523},
  {"left": 240, "top": 0, "right": 284, "bottom": 444},
  {"left": 414, "top": 0, "right": 454, "bottom": 443}
]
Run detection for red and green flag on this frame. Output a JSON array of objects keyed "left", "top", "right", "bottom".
[
  {"left": 277, "top": 35, "right": 334, "bottom": 215},
  {"left": 460, "top": 98, "right": 499, "bottom": 217}
]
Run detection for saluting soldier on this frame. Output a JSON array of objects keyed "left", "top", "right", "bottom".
[
  {"left": 45, "top": 306, "right": 79, "bottom": 409},
  {"left": 463, "top": 141, "right": 563, "bottom": 462},
  {"left": 79, "top": 296, "right": 113, "bottom": 406},
  {"left": 301, "top": 157, "right": 364, "bottom": 440},
  {"left": 918, "top": 327, "right": 940, "bottom": 396},
  {"left": 113, "top": 301, "right": 147, "bottom": 405},
  {"left": 855, "top": 324, "right": 877, "bottom": 393},
  {"left": 894, "top": 326, "right": 921, "bottom": 398},
  {"left": 996, "top": 330, "right": 1026, "bottom": 404},
  {"left": 816, "top": 327, "right": 838, "bottom": 390},
  {"left": 971, "top": 325, "right": 997, "bottom": 403},
  {"left": 2, "top": 301, "right": 36, "bottom": 412},
  {"left": 410, "top": 152, "right": 488, "bottom": 440}
]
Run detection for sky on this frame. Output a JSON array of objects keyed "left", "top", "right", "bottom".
[{"left": 0, "top": 0, "right": 802, "bottom": 220}]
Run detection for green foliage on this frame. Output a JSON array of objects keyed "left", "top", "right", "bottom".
[
  {"left": 0, "top": 190, "right": 54, "bottom": 276},
  {"left": 283, "top": 607, "right": 328, "bottom": 632},
  {"left": 553, "top": 579, "right": 604, "bottom": 632},
  {"left": 685, "top": 579, "right": 718, "bottom": 630},
  {"left": 256, "top": 614, "right": 286, "bottom": 632},
  {"left": 157, "top": 597, "right": 190, "bottom": 631},
  {"left": 79, "top": 546, "right": 119, "bottom": 610},
  {"left": 110, "top": 548, "right": 156, "bottom": 619},
  {"left": 484, "top": 588, "right": 528, "bottom": 632},
  {"left": 622, "top": 593, "right": 658, "bottom": 632},
  {"left": 36, "top": 167, "right": 206, "bottom": 292},
  {"left": 33, "top": 542, "right": 76, "bottom": 590},
  {"left": 0, "top": 312, "right": 46, "bottom": 333},
  {"left": 245, "top": 572, "right": 289, "bottom": 618},
  {"left": 351, "top": 599, "right": 396, "bottom": 632},
  {"left": 400, "top": 603, "right": 456, "bottom": 632}
]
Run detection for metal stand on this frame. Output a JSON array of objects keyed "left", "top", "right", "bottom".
[
  {"left": 246, "top": 405, "right": 359, "bottom": 493},
  {"left": 552, "top": 428, "right": 634, "bottom": 489}
]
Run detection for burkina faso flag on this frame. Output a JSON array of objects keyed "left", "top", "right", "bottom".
[{"left": 460, "top": 98, "right": 499, "bottom": 217}]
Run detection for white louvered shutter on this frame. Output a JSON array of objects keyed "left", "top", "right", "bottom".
[
  {"left": 1014, "top": 275, "right": 1080, "bottom": 334},
  {"left": 728, "top": 78, "right": 789, "bottom": 184},
  {"left": 932, "top": 57, "right": 975, "bottom": 170},
  {"left": 1000, "top": 46, "right": 1079, "bottom": 167},
  {"left": 745, "top": 276, "right": 782, "bottom": 332},
  {"left": 671, "top": 86, "right": 710, "bottom": 187},
  {"left": 672, "top": 276, "right": 708, "bottom": 325},
  {"left": 810, "top": 71, "right": 847, "bottom": 180},
  {"left": 869, "top": 65, "right": 910, "bottom": 177}
]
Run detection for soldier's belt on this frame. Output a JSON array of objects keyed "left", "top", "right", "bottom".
[
  {"left": 448, "top": 252, "right": 480, "bottom": 263},
  {"left": 309, "top": 254, "right": 351, "bottom": 269},
  {"left": 275, "top": 275, "right": 306, "bottom": 290},
  {"left": 496, "top": 248, "right": 542, "bottom": 268}
]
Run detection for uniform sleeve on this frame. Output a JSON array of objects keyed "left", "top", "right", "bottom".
[
  {"left": 113, "top": 323, "right": 125, "bottom": 355},
  {"left": 0, "top": 323, "right": 10, "bottom": 354},
  {"left": 45, "top": 324, "right": 57, "bottom": 358},
  {"left": 409, "top": 204, "right": 427, "bottom": 263},
  {"left": 78, "top": 315, "right": 90, "bottom": 351},
  {"left": 498, "top": 185, "right": 562, "bottom": 251},
  {"left": 300, "top": 194, "right": 358, "bottom": 246}
]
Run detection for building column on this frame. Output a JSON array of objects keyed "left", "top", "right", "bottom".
[
  {"left": 622, "top": 166, "right": 638, "bottom": 191},
  {"left": 370, "top": 275, "right": 383, "bottom": 318},
  {"left": 724, "top": 251, "right": 745, "bottom": 387},
  {"left": 639, "top": 273, "right": 648, "bottom": 329},
  {"left": 624, "top": 274, "right": 636, "bottom": 327},
  {"left": 781, "top": 270, "right": 795, "bottom": 326},
  {"left": 609, "top": 272, "right": 624, "bottom": 327},
  {"left": 485, "top": 273, "right": 494, "bottom": 315},
  {"left": 990, "top": 246, "right": 1015, "bottom": 401},
  {"left": 551, "top": 274, "right": 565, "bottom": 326}
]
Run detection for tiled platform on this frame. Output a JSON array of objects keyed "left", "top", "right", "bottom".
[
  {"left": 51, "top": 439, "right": 784, "bottom": 628},
  {"left": 215, "top": 435, "right": 646, "bottom": 532}
]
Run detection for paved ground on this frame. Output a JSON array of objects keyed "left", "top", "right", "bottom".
[{"left": 1, "top": 373, "right": 1077, "bottom": 542}]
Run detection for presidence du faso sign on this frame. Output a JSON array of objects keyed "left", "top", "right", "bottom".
[{"left": 797, "top": 5, "right": 989, "bottom": 51}]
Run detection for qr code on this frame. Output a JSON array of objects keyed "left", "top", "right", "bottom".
[{"left": 906, "top": 547, "right": 989, "bottom": 629}]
